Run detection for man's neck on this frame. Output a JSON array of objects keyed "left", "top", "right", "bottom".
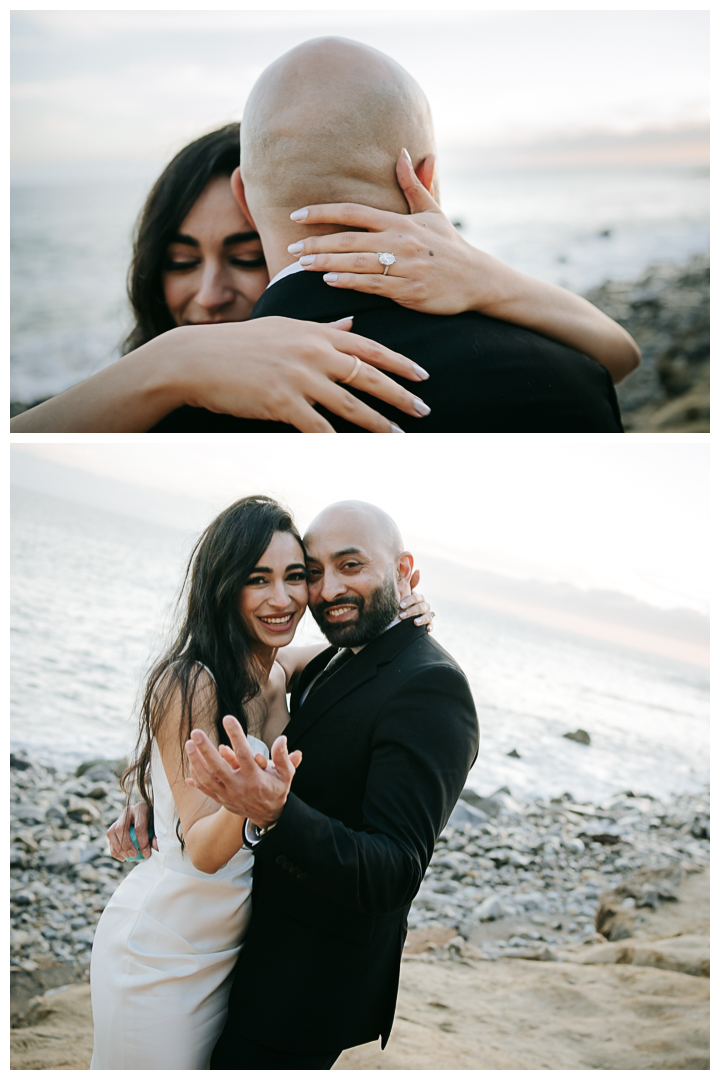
[{"left": 253, "top": 209, "right": 348, "bottom": 281}]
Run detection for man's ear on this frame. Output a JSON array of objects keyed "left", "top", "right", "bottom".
[
  {"left": 230, "top": 167, "right": 257, "bottom": 229},
  {"left": 414, "top": 154, "right": 436, "bottom": 199},
  {"left": 397, "top": 552, "right": 415, "bottom": 596}
]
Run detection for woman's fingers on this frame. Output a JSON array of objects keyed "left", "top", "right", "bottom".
[
  {"left": 284, "top": 401, "right": 337, "bottom": 433},
  {"left": 329, "top": 330, "right": 429, "bottom": 383},
  {"left": 300, "top": 252, "right": 408, "bottom": 276},
  {"left": 331, "top": 354, "right": 430, "bottom": 417},
  {"left": 322, "top": 270, "right": 427, "bottom": 308},
  {"left": 396, "top": 150, "right": 440, "bottom": 214},
  {"left": 311, "top": 365, "right": 428, "bottom": 431},
  {"left": 400, "top": 593, "right": 430, "bottom": 619},
  {"left": 290, "top": 202, "right": 393, "bottom": 232}
]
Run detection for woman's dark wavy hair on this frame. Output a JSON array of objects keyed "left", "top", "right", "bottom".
[
  {"left": 122, "top": 122, "right": 241, "bottom": 354},
  {"left": 121, "top": 495, "right": 304, "bottom": 811}
]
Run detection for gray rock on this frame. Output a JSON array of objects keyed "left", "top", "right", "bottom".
[
  {"left": 562, "top": 729, "right": 591, "bottom": 746},
  {"left": 447, "top": 801, "right": 489, "bottom": 830},
  {"left": 71, "top": 928, "right": 96, "bottom": 946},
  {"left": 459, "top": 788, "right": 501, "bottom": 818},
  {"left": 10, "top": 753, "right": 33, "bottom": 772},
  {"left": 75, "top": 758, "right": 125, "bottom": 779},
  {"left": 65, "top": 796, "right": 103, "bottom": 825},
  {"left": 12, "top": 890, "right": 36, "bottom": 906},
  {"left": 474, "top": 895, "right": 504, "bottom": 921}
]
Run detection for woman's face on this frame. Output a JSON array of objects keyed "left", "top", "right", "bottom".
[
  {"left": 162, "top": 175, "right": 270, "bottom": 326},
  {"left": 238, "top": 531, "right": 308, "bottom": 650}
]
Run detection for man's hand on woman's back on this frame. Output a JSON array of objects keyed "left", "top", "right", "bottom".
[{"left": 107, "top": 800, "right": 157, "bottom": 861}]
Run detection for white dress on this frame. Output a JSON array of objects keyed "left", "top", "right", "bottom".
[{"left": 89, "top": 735, "right": 266, "bottom": 1070}]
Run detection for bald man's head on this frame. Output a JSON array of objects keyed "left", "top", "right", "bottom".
[
  {"left": 305, "top": 500, "right": 404, "bottom": 558},
  {"left": 240, "top": 37, "right": 435, "bottom": 217},
  {"left": 304, "top": 500, "right": 413, "bottom": 647}
]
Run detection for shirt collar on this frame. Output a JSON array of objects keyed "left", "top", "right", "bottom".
[{"left": 266, "top": 261, "right": 305, "bottom": 291}]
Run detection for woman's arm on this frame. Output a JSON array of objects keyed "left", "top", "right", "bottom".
[
  {"left": 276, "top": 644, "right": 327, "bottom": 692},
  {"left": 10, "top": 316, "right": 431, "bottom": 433},
  {"left": 284, "top": 154, "right": 641, "bottom": 384},
  {"left": 154, "top": 670, "right": 247, "bottom": 875}
]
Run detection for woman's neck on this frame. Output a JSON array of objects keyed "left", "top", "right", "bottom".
[{"left": 251, "top": 643, "right": 278, "bottom": 683}]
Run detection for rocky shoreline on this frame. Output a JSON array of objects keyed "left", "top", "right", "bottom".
[
  {"left": 586, "top": 253, "right": 710, "bottom": 432},
  {"left": 10, "top": 748, "right": 709, "bottom": 1001},
  {"left": 10, "top": 253, "right": 710, "bottom": 432}
]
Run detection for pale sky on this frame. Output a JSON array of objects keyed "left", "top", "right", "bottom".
[
  {"left": 10, "top": 440, "right": 710, "bottom": 616},
  {"left": 11, "top": 7, "right": 709, "bottom": 172}
]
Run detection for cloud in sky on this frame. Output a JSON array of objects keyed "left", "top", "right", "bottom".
[{"left": 11, "top": 10, "right": 709, "bottom": 167}]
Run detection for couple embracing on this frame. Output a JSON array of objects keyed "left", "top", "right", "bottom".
[
  {"left": 13, "top": 35, "right": 637, "bottom": 433},
  {"left": 90, "top": 495, "right": 480, "bottom": 1069}
]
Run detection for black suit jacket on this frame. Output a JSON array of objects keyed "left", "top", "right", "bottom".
[
  {"left": 212, "top": 619, "right": 479, "bottom": 1058},
  {"left": 152, "top": 270, "right": 623, "bottom": 432}
]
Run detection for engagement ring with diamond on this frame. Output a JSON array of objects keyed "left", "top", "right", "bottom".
[{"left": 378, "top": 252, "right": 396, "bottom": 276}]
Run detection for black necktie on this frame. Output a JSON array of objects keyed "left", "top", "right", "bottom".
[{"left": 305, "top": 648, "right": 353, "bottom": 701}]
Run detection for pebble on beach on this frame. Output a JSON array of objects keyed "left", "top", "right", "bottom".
[{"left": 10, "top": 749, "right": 710, "bottom": 984}]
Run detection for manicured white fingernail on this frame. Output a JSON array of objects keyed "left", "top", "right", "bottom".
[
  {"left": 329, "top": 316, "right": 354, "bottom": 327},
  {"left": 324, "top": 273, "right": 339, "bottom": 283},
  {"left": 412, "top": 363, "right": 430, "bottom": 380},
  {"left": 390, "top": 424, "right": 405, "bottom": 433},
  {"left": 299, "top": 254, "right": 316, "bottom": 266},
  {"left": 290, "top": 208, "right": 308, "bottom": 221},
  {"left": 413, "top": 399, "right": 431, "bottom": 416},
  {"left": 400, "top": 600, "right": 408, "bottom": 608},
  {"left": 402, "top": 147, "right": 413, "bottom": 167},
  {"left": 287, "top": 241, "right": 304, "bottom": 254}
]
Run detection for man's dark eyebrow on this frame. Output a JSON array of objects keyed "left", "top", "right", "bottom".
[
  {"left": 223, "top": 231, "right": 261, "bottom": 246},
  {"left": 332, "top": 547, "right": 363, "bottom": 559}
]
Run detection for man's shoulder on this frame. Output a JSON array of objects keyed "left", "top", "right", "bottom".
[{"left": 391, "top": 625, "right": 469, "bottom": 682}]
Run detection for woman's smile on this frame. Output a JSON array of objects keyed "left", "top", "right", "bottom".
[{"left": 255, "top": 611, "right": 298, "bottom": 632}]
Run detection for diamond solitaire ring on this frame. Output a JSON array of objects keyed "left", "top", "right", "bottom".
[{"left": 378, "top": 252, "right": 396, "bottom": 276}]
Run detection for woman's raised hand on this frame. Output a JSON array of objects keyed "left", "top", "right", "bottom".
[
  {"left": 399, "top": 568, "right": 435, "bottom": 632},
  {"left": 286, "top": 150, "right": 484, "bottom": 316},
  {"left": 173, "top": 315, "right": 431, "bottom": 433}
]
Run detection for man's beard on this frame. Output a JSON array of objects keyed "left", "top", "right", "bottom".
[{"left": 311, "top": 575, "right": 400, "bottom": 648}]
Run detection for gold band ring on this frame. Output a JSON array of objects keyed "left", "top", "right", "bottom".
[{"left": 340, "top": 355, "right": 362, "bottom": 385}]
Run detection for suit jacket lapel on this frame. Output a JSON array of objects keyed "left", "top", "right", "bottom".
[{"left": 284, "top": 619, "right": 426, "bottom": 746}]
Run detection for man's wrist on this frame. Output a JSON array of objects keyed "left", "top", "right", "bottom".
[{"left": 243, "top": 818, "right": 278, "bottom": 849}]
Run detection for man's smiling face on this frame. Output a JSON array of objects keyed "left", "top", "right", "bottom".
[{"left": 304, "top": 504, "right": 406, "bottom": 648}]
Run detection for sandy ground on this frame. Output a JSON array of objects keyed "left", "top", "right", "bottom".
[{"left": 11, "top": 870, "right": 708, "bottom": 1071}]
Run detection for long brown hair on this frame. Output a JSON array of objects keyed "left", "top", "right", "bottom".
[
  {"left": 122, "top": 495, "right": 303, "bottom": 808},
  {"left": 122, "top": 123, "right": 244, "bottom": 354}
]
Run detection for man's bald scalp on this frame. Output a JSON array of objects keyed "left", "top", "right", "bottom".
[
  {"left": 305, "top": 500, "right": 404, "bottom": 561},
  {"left": 241, "top": 37, "right": 435, "bottom": 214}
]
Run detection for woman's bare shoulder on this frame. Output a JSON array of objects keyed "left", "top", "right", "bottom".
[{"left": 154, "top": 662, "right": 218, "bottom": 746}]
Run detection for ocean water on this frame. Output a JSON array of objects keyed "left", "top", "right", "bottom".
[
  {"left": 10, "top": 486, "right": 709, "bottom": 803},
  {"left": 10, "top": 162, "right": 709, "bottom": 403}
]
